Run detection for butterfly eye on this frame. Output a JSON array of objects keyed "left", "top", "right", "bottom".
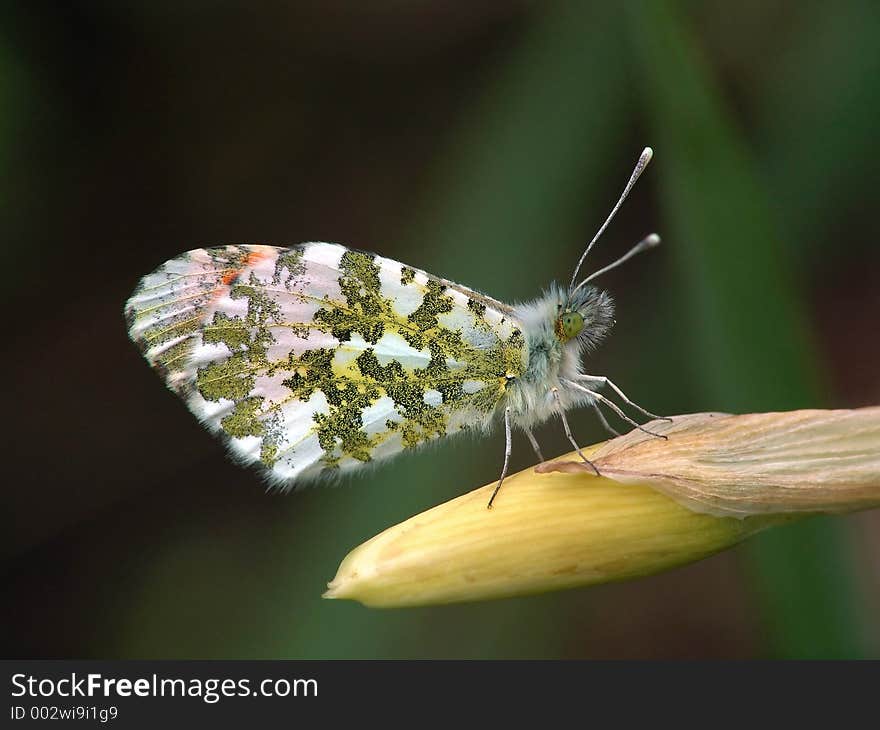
[{"left": 559, "top": 311, "right": 584, "bottom": 341}]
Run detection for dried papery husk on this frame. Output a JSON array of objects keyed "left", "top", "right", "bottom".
[
  {"left": 324, "top": 408, "right": 880, "bottom": 608},
  {"left": 574, "top": 408, "right": 880, "bottom": 518}
]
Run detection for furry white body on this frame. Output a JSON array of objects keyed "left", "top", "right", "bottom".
[{"left": 507, "top": 287, "right": 611, "bottom": 428}]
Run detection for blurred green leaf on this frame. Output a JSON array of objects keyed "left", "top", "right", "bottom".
[
  {"left": 413, "top": 7, "right": 631, "bottom": 300},
  {"left": 757, "top": 0, "right": 880, "bottom": 251},
  {"left": 627, "top": 0, "right": 869, "bottom": 657}
]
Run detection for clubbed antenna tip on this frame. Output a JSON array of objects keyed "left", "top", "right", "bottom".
[{"left": 568, "top": 147, "right": 656, "bottom": 291}]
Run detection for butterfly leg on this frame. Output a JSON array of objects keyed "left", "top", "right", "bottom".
[
  {"left": 552, "top": 388, "right": 600, "bottom": 475},
  {"left": 592, "top": 402, "right": 621, "bottom": 437},
  {"left": 487, "top": 406, "right": 513, "bottom": 509},
  {"left": 579, "top": 374, "right": 673, "bottom": 422},
  {"left": 565, "top": 379, "right": 667, "bottom": 439},
  {"left": 524, "top": 427, "right": 546, "bottom": 463}
]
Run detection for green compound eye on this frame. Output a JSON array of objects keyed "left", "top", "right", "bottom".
[{"left": 559, "top": 311, "right": 584, "bottom": 341}]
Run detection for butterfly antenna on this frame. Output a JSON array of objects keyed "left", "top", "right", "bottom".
[
  {"left": 568, "top": 147, "right": 654, "bottom": 292},
  {"left": 572, "top": 233, "right": 660, "bottom": 294}
]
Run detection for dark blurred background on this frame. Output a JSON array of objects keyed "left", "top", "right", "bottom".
[{"left": 2, "top": 1, "right": 878, "bottom": 658}]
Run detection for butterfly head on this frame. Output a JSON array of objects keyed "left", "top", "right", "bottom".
[
  {"left": 554, "top": 284, "right": 615, "bottom": 349},
  {"left": 556, "top": 147, "right": 657, "bottom": 350}
]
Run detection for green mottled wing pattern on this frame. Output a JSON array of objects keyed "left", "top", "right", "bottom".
[{"left": 125, "top": 242, "right": 526, "bottom": 486}]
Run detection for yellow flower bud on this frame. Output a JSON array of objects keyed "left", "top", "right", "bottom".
[{"left": 325, "top": 408, "right": 880, "bottom": 608}]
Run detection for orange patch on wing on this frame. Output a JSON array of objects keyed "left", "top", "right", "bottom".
[
  {"left": 220, "top": 270, "right": 238, "bottom": 286},
  {"left": 220, "top": 248, "right": 271, "bottom": 286}
]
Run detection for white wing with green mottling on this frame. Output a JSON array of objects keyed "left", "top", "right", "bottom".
[{"left": 125, "top": 242, "right": 527, "bottom": 486}]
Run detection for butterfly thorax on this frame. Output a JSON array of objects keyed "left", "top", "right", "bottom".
[{"left": 506, "top": 283, "right": 614, "bottom": 428}]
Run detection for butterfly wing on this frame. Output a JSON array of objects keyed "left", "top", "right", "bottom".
[{"left": 125, "top": 243, "right": 526, "bottom": 487}]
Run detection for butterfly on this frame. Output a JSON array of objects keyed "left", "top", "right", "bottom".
[{"left": 125, "top": 148, "right": 669, "bottom": 507}]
